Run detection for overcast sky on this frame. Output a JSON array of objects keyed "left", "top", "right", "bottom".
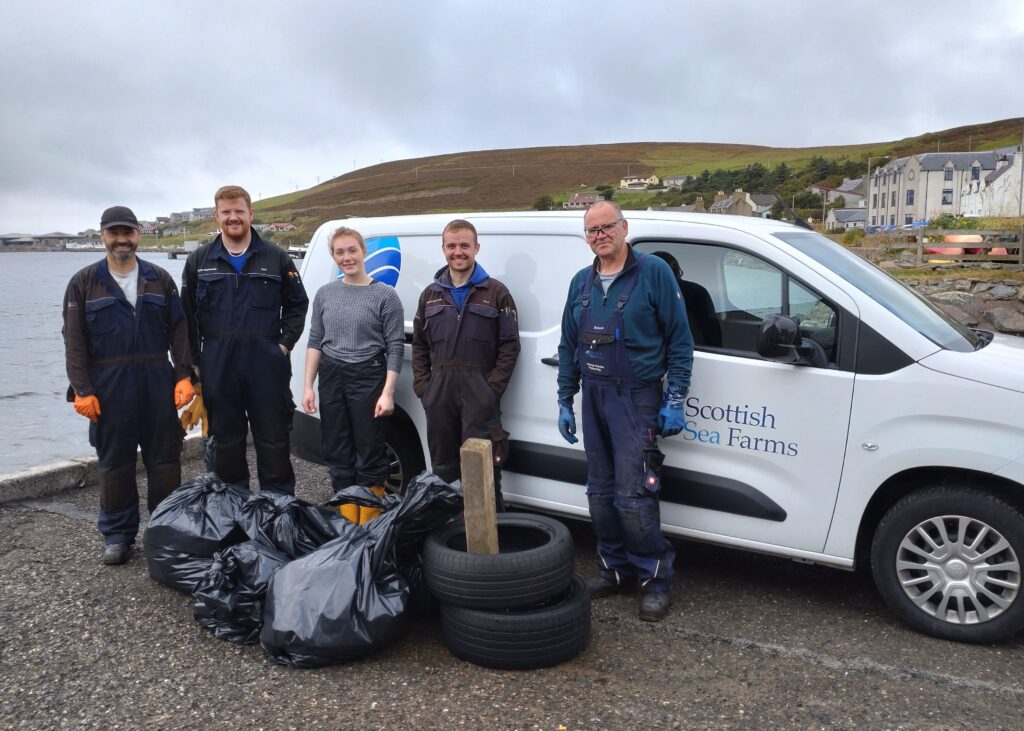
[{"left": 1, "top": 0, "right": 1022, "bottom": 234}]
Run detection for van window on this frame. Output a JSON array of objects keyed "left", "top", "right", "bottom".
[
  {"left": 635, "top": 241, "right": 838, "bottom": 363},
  {"left": 773, "top": 230, "right": 980, "bottom": 352}
]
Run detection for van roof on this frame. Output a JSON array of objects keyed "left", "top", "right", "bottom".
[{"left": 317, "top": 210, "right": 804, "bottom": 237}]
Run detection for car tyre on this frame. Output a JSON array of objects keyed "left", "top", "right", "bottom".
[
  {"left": 440, "top": 576, "right": 591, "bottom": 669},
  {"left": 423, "top": 513, "right": 574, "bottom": 609},
  {"left": 382, "top": 418, "right": 426, "bottom": 494},
  {"left": 871, "top": 486, "right": 1024, "bottom": 643}
]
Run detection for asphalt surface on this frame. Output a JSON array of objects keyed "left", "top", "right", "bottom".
[{"left": 2, "top": 452, "right": 1023, "bottom": 730}]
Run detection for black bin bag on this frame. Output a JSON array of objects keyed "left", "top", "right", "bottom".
[
  {"left": 144, "top": 475, "right": 249, "bottom": 594},
  {"left": 260, "top": 473, "right": 462, "bottom": 668},
  {"left": 239, "top": 491, "right": 345, "bottom": 559},
  {"left": 192, "top": 540, "right": 290, "bottom": 645}
]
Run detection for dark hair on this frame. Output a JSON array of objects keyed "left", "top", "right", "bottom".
[{"left": 651, "top": 250, "right": 682, "bottom": 279}]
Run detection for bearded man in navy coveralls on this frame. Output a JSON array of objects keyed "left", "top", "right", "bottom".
[
  {"left": 63, "top": 206, "right": 196, "bottom": 565},
  {"left": 556, "top": 201, "right": 694, "bottom": 622},
  {"left": 181, "top": 186, "right": 308, "bottom": 494}
]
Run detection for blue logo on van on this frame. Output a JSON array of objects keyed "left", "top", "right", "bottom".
[{"left": 337, "top": 236, "right": 401, "bottom": 286}]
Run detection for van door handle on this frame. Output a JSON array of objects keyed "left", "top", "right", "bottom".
[{"left": 541, "top": 356, "right": 559, "bottom": 366}]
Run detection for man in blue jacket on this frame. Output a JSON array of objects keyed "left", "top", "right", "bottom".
[{"left": 557, "top": 201, "right": 694, "bottom": 621}]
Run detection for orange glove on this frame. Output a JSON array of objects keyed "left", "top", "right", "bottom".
[
  {"left": 174, "top": 377, "right": 196, "bottom": 409},
  {"left": 73, "top": 394, "right": 101, "bottom": 422}
]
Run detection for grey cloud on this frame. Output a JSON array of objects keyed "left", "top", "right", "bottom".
[{"left": 0, "top": 0, "right": 1021, "bottom": 232}]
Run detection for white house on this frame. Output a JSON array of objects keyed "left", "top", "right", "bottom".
[
  {"left": 825, "top": 208, "right": 866, "bottom": 232},
  {"left": 960, "top": 152, "right": 1021, "bottom": 218},
  {"left": 619, "top": 174, "right": 659, "bottom": 190},
  {"left": 662, "top": 175, "right": 690, "bottom": 189},
  {"left": 866, "top": 150, "right": 1011, "bottom": 228}
]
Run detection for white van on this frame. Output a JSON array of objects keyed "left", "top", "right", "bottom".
[{"left": 290, "top": 210, "right": 1024, "bottom": 643}]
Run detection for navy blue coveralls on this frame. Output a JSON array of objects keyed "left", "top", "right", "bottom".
[
  {"left": 181, "top": 232, "right": 308, "bottom": 494},
  {"left": 577, "top": 254, "right": 676, "bottom": 592},
  {"left": 62, "top": 258, "right": 191, "bottom": 545}
]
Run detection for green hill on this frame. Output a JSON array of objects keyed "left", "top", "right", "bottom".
[{"left": 252, "top": 117, "right": 1023, "bottom": 241}]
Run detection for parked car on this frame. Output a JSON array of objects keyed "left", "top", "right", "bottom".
[{"left": 291, "top": 210, "right": 1024, "bottom": 643}]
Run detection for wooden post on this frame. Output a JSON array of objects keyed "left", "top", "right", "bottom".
[
  {"left": 1018, "top": 225, "right": 1023, "bottom": 267},
  {"left": 460, "top": 438, "right": 499, "bottom": 554}
]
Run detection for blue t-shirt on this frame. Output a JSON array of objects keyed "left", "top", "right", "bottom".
[
  {"left": 225, "top": 250, "right": 250, "bottom": 274},
  {"left": 449, "top": 283, "right": 470, "bottom": 311}
]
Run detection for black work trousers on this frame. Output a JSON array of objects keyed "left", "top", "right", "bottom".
[
  {"left": 201, "top": 338, "right": 295, "bottom": 494},
  {"left": 318, "top": 353, "right": 389, "bottom": 492}
]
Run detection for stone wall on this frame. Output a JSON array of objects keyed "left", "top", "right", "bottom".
[{"left": 873, "top": 254, "right": 1024, "bottom": 334}]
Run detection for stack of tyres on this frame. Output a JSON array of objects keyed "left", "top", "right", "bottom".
[{"left": 422, "top": 513, "right": 590, "bottom": 670}]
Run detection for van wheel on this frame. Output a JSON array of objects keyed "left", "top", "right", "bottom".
[
  {"left": 423, "top": 514, "right": 574, "bottom": 610},
  {"left": 382, "top": 419, "right": 425, "bottom": 494},
  {"left": 440, "top": 576, "right": 591, "bottom": 670},
  {"left": 871, "top": 487, "right": 1024, "bottom": 643}
]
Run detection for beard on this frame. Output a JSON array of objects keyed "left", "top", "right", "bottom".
[{"left": 107, "top": 243, "right": 136, "bottom": 262}]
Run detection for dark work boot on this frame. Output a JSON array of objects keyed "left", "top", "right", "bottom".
[
  {"left": 102, "top": 543, "right": 130, "bottom": 566},
  {"left": 639, "top": 591, "right": 671, "bottom": 622},
  {"left": 586, "top": 573, "right": 638, "bottom": 599}
]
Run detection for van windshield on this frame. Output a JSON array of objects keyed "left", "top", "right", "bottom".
[{"left": 772, "top": 231, "right": 981, "bottom": 352}]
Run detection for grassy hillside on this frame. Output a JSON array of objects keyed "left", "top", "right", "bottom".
[{"left": 252, "top": 117, "right": 1024, "bottom": 240}]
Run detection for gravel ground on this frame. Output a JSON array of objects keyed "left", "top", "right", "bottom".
[{"left": 2, "top": 450, "right": 1023, "bottom": 730}]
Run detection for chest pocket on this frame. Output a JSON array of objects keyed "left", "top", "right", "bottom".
[
  {"left": 463, "top": 303, "right": 497, "bottom": 343},
  {"left": 84, "top": 298, "right": 119, "bottom": 336},
  {"left": 424, "top": 304, "right": 450, "bottom": 343},
  {"left": 196, "top": 273, "right": 230, "bottom": 310},
  {"left": 249, "top": 273, "right": 282, "bottom": 309},
  {"left": 139, "top": 291, "right": 167, "bottom": 332}
]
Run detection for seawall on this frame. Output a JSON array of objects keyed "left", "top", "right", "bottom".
[{"left": 0, "top": 435, "right": 205, "bottom": 504}]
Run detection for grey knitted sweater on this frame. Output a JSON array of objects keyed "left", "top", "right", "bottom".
[{"left": 307, "top": 279, "right": 405, "bottom": 372}]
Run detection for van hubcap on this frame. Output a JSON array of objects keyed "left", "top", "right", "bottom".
[{"left": 895, "top": 515, "right": 1021, "bottom": 625}]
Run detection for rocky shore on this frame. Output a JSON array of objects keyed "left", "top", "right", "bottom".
[{"left": 861, "top": 247, "right": 1024, "bottom": 335}]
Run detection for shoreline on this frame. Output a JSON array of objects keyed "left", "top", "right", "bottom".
[{"left": 0, "top": 434, "right": 205, "bottom": 504}]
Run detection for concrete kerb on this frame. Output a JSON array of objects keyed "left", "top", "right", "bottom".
[{"left": 0, "top": 434, "right": 206, "bottom": 504}]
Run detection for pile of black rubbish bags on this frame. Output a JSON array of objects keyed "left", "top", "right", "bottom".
[{"left": 143, "top": 473, "right": 462, "bottom": 669}]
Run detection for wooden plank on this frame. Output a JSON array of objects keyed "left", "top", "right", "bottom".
[{"left": 460, "top": 438, "right": 499, "bottom": 554}]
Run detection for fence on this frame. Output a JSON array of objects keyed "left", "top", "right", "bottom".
[{"left": 876, "top": 228, "right": 1023, "bottom": 266}]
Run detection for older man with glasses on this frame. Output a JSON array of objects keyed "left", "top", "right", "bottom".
[{"left": 556, "top": 200, "right": 694, "bottom": 621}]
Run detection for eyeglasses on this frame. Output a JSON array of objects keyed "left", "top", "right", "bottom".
[{"left": 583, "top": 219, "right": 622, "bottom": 239}]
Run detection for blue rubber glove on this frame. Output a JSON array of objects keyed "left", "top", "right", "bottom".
[
  {"left": 657, "top": 385, "right": 687, "bottom": 437},
  {"left": 558, "top": 398, "right": 578, "bottom": 444}
]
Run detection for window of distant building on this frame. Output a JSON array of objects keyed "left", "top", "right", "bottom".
[
  {"left": 905, "top": 215, "right": 913, "bottom": 226},
  {"left": 971, "top": 165, "right": 980, "bottom": 181},
  {"left": 890, "top": 215, "right": 895, "bottom": 226},
  {"left": 872, "top": 193, "right": 877, "bottom": 208},
  {"left": 944, "top": 167, "right": 954, "bottom": 181},
  {"left": 941, "top": 189, "right": 954, "bottom": 205},
  {"left": 882, "top": 195, "right": 886, "bottom": 209},
  {"left": 906, "top": 189, "right": 915, "bottom": 205},
  {"left": 871, "top": 216, "right": 876, "bottom": 226},
  {"left": 891, "top": 191, "right": 896, "bottom": 207}
]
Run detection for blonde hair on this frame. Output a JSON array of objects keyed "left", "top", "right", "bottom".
[{"left": 330, "top": 226, "right": 366, "bottom": 255}]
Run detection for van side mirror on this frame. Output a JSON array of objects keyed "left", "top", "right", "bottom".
[{"left": 757, "top": 314, "right": 828, "bottom": 367}]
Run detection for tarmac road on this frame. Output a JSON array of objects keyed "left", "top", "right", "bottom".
[{"left": 1, "top": 453, "right": 1023, "bottom": 730}]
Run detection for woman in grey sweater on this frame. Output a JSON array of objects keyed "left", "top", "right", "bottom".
[{"left": 302, "top": 227, "right": 405, "bottom": 508}]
